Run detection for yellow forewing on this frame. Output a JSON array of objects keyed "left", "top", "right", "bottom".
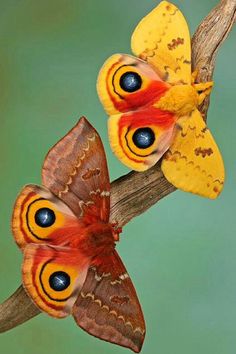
[
  {"left": 131, "top": 1, "right": 191, "bottom": 84},
  {"left": 161, "top": 109, "right": 225, "bottom": 199}
]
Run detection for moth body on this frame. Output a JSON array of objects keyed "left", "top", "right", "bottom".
[
  {"left": 70, "top": 222, "right": 116, "bottom": 259},
  {"left": 155, "top": 84, "right": 199, "bottom": 116}
]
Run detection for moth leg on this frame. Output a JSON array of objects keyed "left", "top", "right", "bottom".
[
  {"left": 111, "top": 222, "right": 122, "bottom": 242},
  {"left": 191, "top": 70, "right": 213, "bottom": 105},
  {"left": 191, "top": 69, "right": 199, "bottom": 84},
  {"left": 194, "top": 81, "right": 214, "bottom": 105}
]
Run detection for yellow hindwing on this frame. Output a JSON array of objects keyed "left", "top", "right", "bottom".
[{"left": 161, "top": 109, "right": 225, "bottom": 199}]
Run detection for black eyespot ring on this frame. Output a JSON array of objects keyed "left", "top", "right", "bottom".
[
  {"left": 119, "top": 71, "right": 142, "bottom": 92},
  {"left": 132, "top": 128, "right": 155, "bottom": 149},
  {"left": 49, "top": 271, "right": 70, "bottom": 291},
  {"left": 34, "top": 208, "right": 56, "bottom": 228}
]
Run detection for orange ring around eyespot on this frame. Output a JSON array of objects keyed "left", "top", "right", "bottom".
[
  {"left": 122, "top": 124, "right": 164, "bottom": 158},
  {"left": 112, "top": 64, "right": 150, "bottom": 98},
  {"left": 36, "top": 259, "right": 80, "bottom": 303},
  {"left": 23, "top": 245, "right": 89, "bottom": 318},
  {"left": 24, "top": 198, "right": 66, "bottom": 242}
]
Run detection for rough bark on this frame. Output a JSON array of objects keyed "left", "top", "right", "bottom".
[{"left": 0, "top": 0, "right": 235, "bottom": 334}]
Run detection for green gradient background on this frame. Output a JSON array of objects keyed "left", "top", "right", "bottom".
[{"left": 0, "top": 1, "right": 235, "bottom": 353}]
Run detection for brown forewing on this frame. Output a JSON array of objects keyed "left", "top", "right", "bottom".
[
  {"left": 42, "top": 117, "right": 110, "bottom": 222},
  {"left": 72, "top": 250, "right": 145, "bottom": 352}
]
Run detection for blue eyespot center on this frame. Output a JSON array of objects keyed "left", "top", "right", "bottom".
[
  {"left": 35, "top": 208, "right": 56, "bottom": 228},
  {"left": 132, "top": 128, "right": 155, "bottom": 149},
  {"left": 49, "top": 271, "right": 70, "bottom": 291},
  {"left": 119, "top": 71, "right": 142, "bottom": 92}
]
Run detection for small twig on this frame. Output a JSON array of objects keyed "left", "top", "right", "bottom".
[{"left": 0, "top": 0, "right": 235, "bottom": 334}]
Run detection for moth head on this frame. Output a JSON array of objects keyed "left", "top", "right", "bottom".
[{"left": 97, "top": 54, "right": 169, "bottom": 116}]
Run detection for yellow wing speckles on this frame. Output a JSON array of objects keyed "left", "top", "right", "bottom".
[
  {"left": 131, "top": 1, "right": 191, "bottom": 84},
  {"left": 161, "top": 110, "right": 225, "bottom": 199}
]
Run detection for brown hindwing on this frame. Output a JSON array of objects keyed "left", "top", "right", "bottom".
[{"left": 73, "top": 250, "right": 145, "bottom": 352}]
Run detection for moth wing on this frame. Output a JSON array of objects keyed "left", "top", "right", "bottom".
[
  {"left": 22, "top": 244, "right": 90, "bottom": 318},
  {"left": 97, "top": 53, "right": 170, "bottom": 116},
  {"left": 108, "top": 111, "right": 176, "bottom": 171},
  {"left": 131, "top": 1, "right": 191, "bottom": 84},
  {"left": 73, "top": 250, "right": 145, "bottom": 353},
  {"left": 12, "top": 184, "right": 79, "bottom": 250},
  {"left": 42, "top": 117, "right": 110, "bottom": 223},
  {"left": 97, "top": 53, "right": 176, "bottom": 171},
  {"left": 161, "top": 109, "right": 225, "bottom": 198}
]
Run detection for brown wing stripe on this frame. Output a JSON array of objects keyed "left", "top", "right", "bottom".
[
  {"left": 73, "top": 260, "right": 145, "bottom": 352},
  {"left": 74, "top": 292, "right": 145, "bottom": 353},
  {"left": 80, "top": 291, "right": 145, "bottom": 336}
]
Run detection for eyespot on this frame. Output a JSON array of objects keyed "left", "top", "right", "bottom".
[
  {"left": 34, "top": 208, "right": 56, "bottom": 228},
  {"left": 132, "top": 128, "right": 155, "bottom": 149},
  {"left": 49, "top": 271, "right": 70, "bottom": 291},
  {"left": 119, "top": 71, "right": 142, "bottom": 92}
]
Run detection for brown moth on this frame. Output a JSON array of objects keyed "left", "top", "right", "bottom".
[{"left": 12, "top": 117, "right": 145, "bottom": 352}]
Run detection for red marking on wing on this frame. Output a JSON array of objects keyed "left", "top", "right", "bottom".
[
  {"left": 114, "top": 81, "right": 169, "bottom": 113},
  {"left": 31, "top": 258, "right": 64, "bottom": 312},
  {"left": 106, "top": 62, "right": 169, "bottom": 113},
  {"left": 119, "top": 107, "right": 175, "bottom": 130},
  {"left": 117, "top": 108, "right": 176, "bottom": 164},
  {"left": 19, "top": 191, "right": 36, "bottom": 244}
]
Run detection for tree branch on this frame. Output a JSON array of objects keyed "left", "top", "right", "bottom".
[
  {"left": 0, "top": 0, "right": 235, "bottom": 334},
  {"left": 192, "top": 0, "right": 236, "bottom": 116}
]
